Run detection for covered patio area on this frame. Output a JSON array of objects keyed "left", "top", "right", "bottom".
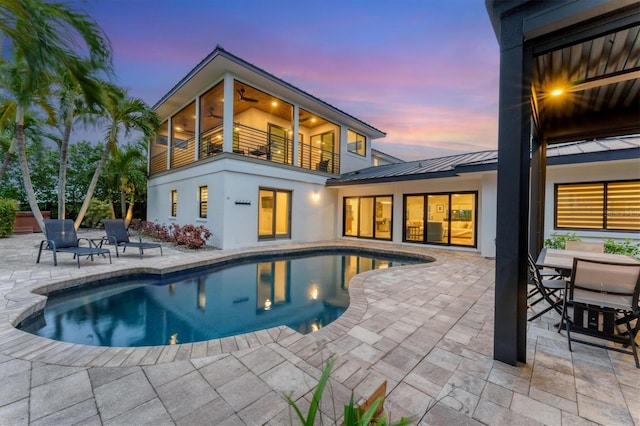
[{"left": 486, "top": 0, "right": 640, "bottom": 366}]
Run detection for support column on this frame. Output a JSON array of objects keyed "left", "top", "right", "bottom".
[
  {"left": 194, "top": 96, "right": 201, "bottom": 159},
  {"left": 529, "top": 134, "right": 547, "bottom": 256},
  {"left": 292, "top": 104, "right": 299, "bottom": 167},
  {"left": 494, "top": 16, "right": 533, "bottom": 365},
  {"left": 222, "top": 73, "right": 234, "bottom": 153}
]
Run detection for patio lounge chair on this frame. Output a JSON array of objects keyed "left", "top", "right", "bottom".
[
  {"left": 564, "top": 257, "right": 640, "bottom": 368},
  {"left": 37, "top": 219, "right": 112, "bottom": 268},
  {"left": 103, "top": 219, "right": 163, "bottom": 259}
]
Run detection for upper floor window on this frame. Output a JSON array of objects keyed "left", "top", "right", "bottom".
[
  {"left": 199, "top": 186, "right": 208, "bottom": 218},
  {"left": 347, "top": 129, "right": 366, "bottom": 156},
  {"left": 170, "top": 190, "right": 178, "bottom": 216},
  {"left": 555, "top": 180, "right": 640, "bottom": 231}
]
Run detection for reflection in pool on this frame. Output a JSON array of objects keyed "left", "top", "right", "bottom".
[{"left": 20, "top": 252, "right": 423, "bottom": 347}]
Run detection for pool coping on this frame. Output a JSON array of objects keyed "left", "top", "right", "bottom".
[{"left": 0, "top": 242, "right": 437, "bottom": 368}]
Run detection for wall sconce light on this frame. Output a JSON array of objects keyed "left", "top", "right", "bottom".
[{"left": 312, "top": 191, "right": 320, "bottom": 202}]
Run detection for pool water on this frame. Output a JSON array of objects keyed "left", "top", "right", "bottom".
[{"left": 20, "top": 252, "right": 423, "bottom": 347}]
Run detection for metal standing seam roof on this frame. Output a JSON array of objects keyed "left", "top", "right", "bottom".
[{"left": 327, "top": 136, "right": 640, "bottom": 186}]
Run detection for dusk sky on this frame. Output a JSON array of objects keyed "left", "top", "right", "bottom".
[{"left": 79, "top": 0, "right": 500, "bottom": 161}]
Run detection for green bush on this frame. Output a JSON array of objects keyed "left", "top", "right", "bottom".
[
  {"left": 81, "top": 199, "right": 112, "bottom": 229},
  {"left": 604, "top": 238, "right": 640, "bottom": 258},
  {"left": 544, "top": 232, "right": 580, "bottom": 249},
  {"left": 0, "top": 199, "right": 19, "bottom": 237}
]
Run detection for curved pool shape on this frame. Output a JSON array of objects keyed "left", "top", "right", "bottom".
[{"left": 19, "top": 251, "right": 424, "bottom": 347}]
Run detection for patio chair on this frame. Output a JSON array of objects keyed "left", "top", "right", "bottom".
[
  {"left": 103, "top": 219, "right": 163, "bottom": 259},
  {"left": 564, "top": 257, "right": 640, "bottom": 368},
  {"left": 36, "top": 219, "right": 112, "bottom": 268},
  {"left": 527, "top": 253, "right": 567, "bottom": 326},
  {"left": 565, "top": 241, "right": 604, "bottom": 253}
]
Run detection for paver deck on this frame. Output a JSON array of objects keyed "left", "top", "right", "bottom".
[{"left": 0, "top": 231, "right": 638, "bottom": 425}]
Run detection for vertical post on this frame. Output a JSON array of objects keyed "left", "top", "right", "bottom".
[
  {"left": 292, "top": 104, "right": 300, "bottom": 167},
  {"left": 494, "top": 16, "right": 532, "bottom": 365},
  {"left": 195, "top": 95, "right": 201, "bottom": 160},
  {"left": 167, "top": 116, "right": 172, "bottom": 170},
  {"left": 223, "top": 73, "right": 234, "bottom": 153},
  {"left": 529, "top": 133, "right": 547, "bottom": 256}
]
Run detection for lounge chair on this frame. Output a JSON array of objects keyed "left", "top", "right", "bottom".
[
  {"left": 37, "top": 219, "right": 112, "bottom": 268},
  {"left": 103, "top": 219, "right": 163, "bottom": 258}
]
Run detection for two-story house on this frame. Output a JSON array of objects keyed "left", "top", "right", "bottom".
[
  {"left": 147, "top": 46, "right": 386, "bottom": 249},
  {"left": 148, "top": 46, "right": 640, "bottom": 257}
]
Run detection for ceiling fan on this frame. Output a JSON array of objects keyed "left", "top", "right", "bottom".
[
  {"left": 237, "top": 88, "right": 258, "bottom": 103},
  {"left": 207, "top": 107, "right": 223, "bottom": 119}
]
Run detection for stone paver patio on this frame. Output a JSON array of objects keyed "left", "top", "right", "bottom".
[{"left": 0, "top": 231, "right": 638, "bottom": 425}]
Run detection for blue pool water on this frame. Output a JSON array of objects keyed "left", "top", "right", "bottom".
[{"left": 20, "top": 251, "right": 424, "bottom": 347}]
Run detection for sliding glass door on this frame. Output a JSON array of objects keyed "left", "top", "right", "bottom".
[{"left": 403, "top": 192, "right": 477, "bottom": 247}]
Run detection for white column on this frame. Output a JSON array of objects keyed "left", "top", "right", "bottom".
[
  {"left": 194, "top": 96, "right": 201, "bottom": 159},
  {"left": 292, "top": 104, "right": 299, "bottom": 167},
  {"left": 222, "top": 73, "right": 234, "bottom": 153},
  {"left": 167, "top": 116, "right": 172, "bottom": 169}
]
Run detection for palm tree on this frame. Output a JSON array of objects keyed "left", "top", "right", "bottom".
[
  {"left": 53, "top": 63, "right": 106, "bottom": 219},
  {"left": 0, "top": 57, "right": 55, "bottom": 231},
  {"left": 0, "top": 0, "right": 112, "bottom": 103},
  {"left": 74, "top": 84, "right": 160, "bottom": 229},
  {"left": 102, "top": 143, "right": 147, "bottom": 223},
  {"left": 0, "top": 0, "right": 112, "bottom": 232}
]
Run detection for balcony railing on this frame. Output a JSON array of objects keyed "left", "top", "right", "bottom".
[{"left": 150, "top": 123, "right": 340, "bottom": 176}]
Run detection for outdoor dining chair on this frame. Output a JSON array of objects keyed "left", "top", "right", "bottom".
[
  {"left": 37, "top": 219, "right": 112, "bottom": 268},
  {"left": 103, "top": 219, "right": 163, "bottom": 259},
  {"left": 565, "top": 257, "right": 640, "bottom": 368},
  {"left": 527, "top": 253, "right": 567, "bottom": 327},
  {"left": 564, "top": 241, "right": 604, "bottom": 253}
]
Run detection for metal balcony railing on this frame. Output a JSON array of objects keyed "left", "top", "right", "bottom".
[{"left": 149, "top": 122, "right": 340, "bottom": 176}]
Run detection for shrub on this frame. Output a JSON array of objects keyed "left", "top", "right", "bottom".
[
  {"left": 171, "top": 223, "right": 212, "bottom": 249},
  {"left": 544, "top": 232, "right": 580, "bottom": 249},
  {"left": 0, "top": 199, "right": 19, "bottom": 237},
  {"left": 81, "top": 199, "right": 112, "bottom": 229},
  {"left": 129, "top": 220, "right": 212, "bottom": 249},
  {"left": 604, "top": 238, "right": 640, "bottom": 258}
]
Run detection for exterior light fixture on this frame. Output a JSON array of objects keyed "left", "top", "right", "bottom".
[
  {"left": 312, "top": 191, "right": 320, "bottom": 202},
  {"left": 271, "top": 101, "right": 278, "bottom": 107},
  {"left": 551, "top": 89, "right": 563, "bottom": 96}
]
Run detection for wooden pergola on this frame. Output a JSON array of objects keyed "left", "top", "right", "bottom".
[{"left": 485, "top": 0, "right": 640, "bottom": 365}]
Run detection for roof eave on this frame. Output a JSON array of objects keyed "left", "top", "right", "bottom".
[{"left": 152, "top": 46, "right": 386, "bottom": 139}]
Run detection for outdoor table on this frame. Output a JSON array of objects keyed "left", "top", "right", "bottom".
[
  {"left": 536, "top": 247, "right": 640, "bottom": 335},
  {"left": 536, "top": 248, "right": 640, "bottom": 272}
]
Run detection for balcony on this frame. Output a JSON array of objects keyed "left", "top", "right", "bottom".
[{"left": 150, "top": 122, "right": 340, "bottom": 176}]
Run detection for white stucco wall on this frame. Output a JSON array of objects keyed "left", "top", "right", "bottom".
[
  {"left": 332, "top": 172, "right": 497, "bottom": 257},
  {"left": 147, "top": 156, "right": 335, "bottom": 250}
]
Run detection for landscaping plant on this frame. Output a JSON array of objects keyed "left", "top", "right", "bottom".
[
  {"left": 604, "top": 238, "right": 640, "bottom": 258},
  {"left": 0, "top": 198, "right": 19, "bottom": 237},
  {"left": 285, "top": 358, "right": 412, "bottom": 426},
  {"left": 544, "top": 232, "right": 580, "bottom": 249}
]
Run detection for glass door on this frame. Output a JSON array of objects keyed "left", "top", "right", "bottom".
[{"left": 268, "top": 123, "right": 288, "bottom": 164}]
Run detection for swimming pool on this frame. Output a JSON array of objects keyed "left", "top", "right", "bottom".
[{"left": 19, "top": 250, "right": 425, "bottom": 347}]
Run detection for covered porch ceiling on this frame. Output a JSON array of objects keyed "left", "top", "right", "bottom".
[{"left": 529, "top": 5, "right": 640, "bottom": 144}]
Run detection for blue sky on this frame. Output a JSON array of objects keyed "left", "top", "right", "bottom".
[{"left": 79, "top": 0, "right": 500, "bottom": 160}]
